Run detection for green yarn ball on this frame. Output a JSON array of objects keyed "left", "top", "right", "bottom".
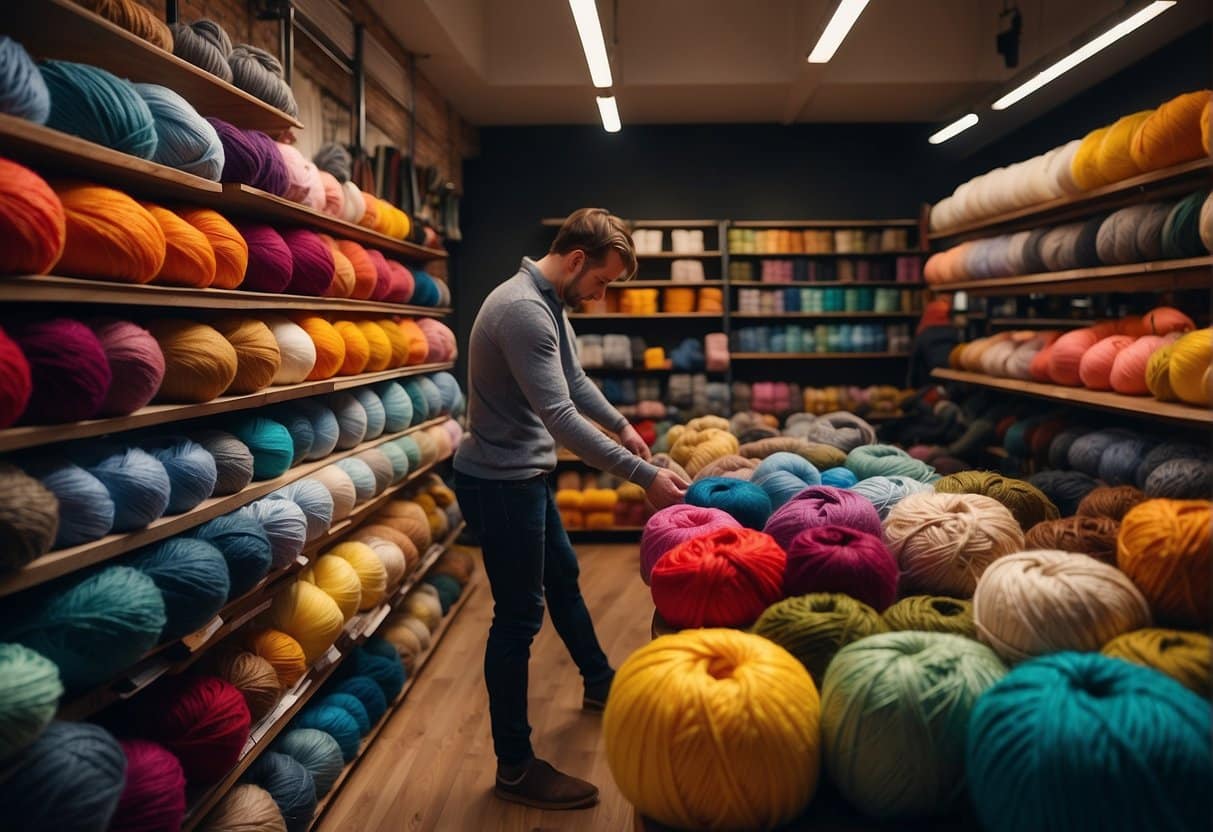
[
  {"left": 882, "top": 596, "right": 976, "bottom": 639},
  {"left": 0, "top": 644, "right": 63, "bottom": 759},
  {"left": 751, "top": 593, "right": 887, "bottom": 687}
]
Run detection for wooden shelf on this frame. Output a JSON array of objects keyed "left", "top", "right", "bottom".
[
  {"left": 731, "top": 219, "right": 918, "bottom": 228},
  {"left": 541, "top": 218, "right": 720, "bottom": 228},
  {"left": 730, "top": 281, "right": 925, "bottom": 289},
  {"left": 987, "top": 317, "right": 1090, "bottom": 328},
  {"left": 932, "top": 368, "right": 1213, "bottom": 427},
  {"left": 729, "top": 250, "right": 923, "bottom": 257},
  {"left": 0, "top": 416, "right": 453, "bottom": 597},
  {"left": 928, "top": 158, "right": 1213, "bottom": 243},
  {"left": 636, "top": 251, "right": 723, "bottom": 259},
  {"left": 584, "top": 366, "right": 725, "bottom": 374},
  {"left": 568, "top": 312, "right": 722, "bottom": 320},
  {"left": 932, "top": 257, "right": 1213, "bottom": 297},
  {"left": 9, "top": 0, "right": 303, "bottom": 133},
  {"left": 731, "top": 352, "right": 910, "bottom": 359},
  {"left": 0, "top": 275, "right": 451, "bottom": 316},
  {"left": 609, "top": 280, "right": 724, "bottom": 289},
  {"left": 731, "top": 311, "right": 919, "bottom": 319},
  {"left": 0, "top": 362, "right": 454, "bottom": 454}
]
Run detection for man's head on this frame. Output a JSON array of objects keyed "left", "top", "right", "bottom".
[{"left": 548, "top": 208, "right": 637, "bottom": 308}]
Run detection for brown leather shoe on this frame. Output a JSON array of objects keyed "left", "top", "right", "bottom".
[{"left": 495, "top": 758, "right": 600, "bottom": 810}]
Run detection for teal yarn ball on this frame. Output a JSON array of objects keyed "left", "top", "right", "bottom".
[
  {"left": 423, "top": 574, "right": 461, "bottom": 613},
  {"left": 272, "top": 729, "right": 344, "bottom": 798},
  {"left": 20, "top": 456, "right": 114, "bottom": 548},
  {"left": 0, "top": 37, "right": 51, "bottom": 124},
  {"left": 2, "top": 566, "right": 165, "bottom": 691},
  {"left": 415, "top": 377, "right": 444, "bottom": 418},
  {"left": 243, "top": 750, "right": 317, "bottom": 832},
  {"left": 243, "top": 499, "right": 308, "bottom": 567},
  {"left": 0, "top": 643, "right": 63, "bottom": 760},
  {"left": 402, "top": 379, "right": 430, "bottom": 423},
  {"left": 360, "top": 634, "right": 399, "bottom": 663},
  {"left": 127, "top": 537, "right": 230, "bottom": 639},
  {"left": 851, "top": 475, "right": 934, "bottom": 520},
  {"left": 39, "top": 60, "right": 157, "bottom": 159},
  {"left": 71, "top": 444, "right": 170, "bottom": 532},
  {"left": 315, "top": 692, "right": 371, "bottom": 736},
  {"left": 375, "top": 381, "right": 413, "bottom": 432},
  {"left": 0, "top": 721, "right": 127, "bottom": 832},
  {"left": 351, "top": 387, "right": 386, "bottom": 440},
  {"left": 294, "top": 398, "right": 340, "bottom": 461},
  {"left": 329, "top": 676, "right": 388, "bottom": 724},
  {"left": 335, "top": 458, "right": 376, "bottom": 502},
  {"left": 394, "top": 435, "right": 422, "bottom": 470},
  {"left": 341, "top": 648, "right": 405, "bottom": 700},
  {"left": 293, "top": 705, "right": 360, "bottom": 762},
  {"left": 685, "top": 476, "right": 773, "bottom": 530},
  {"left": 268, "top": 408, "right": 316, "bottom": 466},
  {"left": 753, "top": 452, "right": 821, "bottom": 509},
  {"left": 846, "top": 444, "right": 936, "bottom": 483},
  {"left": 966, "top": 652, "right": 1212, "bottom": 832},
  {"left": 193, "top": 429, "right": 255, "bottom": 495},
  {"left": 821, "top": 631, "right": 1007, "bottom": 819},
  {"left": 132, "top": 82, "right": 223, "bottom": 180},
  {"left": 377, "top": 442, "right": 410, "bottom": 483},
  {"left": 429, "top": 372, "right": 462, "bottom": 415},
  {"left": 190, "top": 511, "right": 273, "bottom": 599},
  {"left": 268, "top": 479, "right": 334, "bottom": 541},
  {"left": 820, "top": 467, "right": 859, "bottom": 488},
  {"left": 147, "top": 436, "right": 219, "bottom": 514},
  {"left": 328, "top": 392, "right": 368, "bottom": 450},
  {"left": 228, "top": 416, "right": 294, "bottom": 479}
]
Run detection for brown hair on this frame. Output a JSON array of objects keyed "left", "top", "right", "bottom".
[{"left": 549, "top": 207, "right": 637, "bottom": 280}]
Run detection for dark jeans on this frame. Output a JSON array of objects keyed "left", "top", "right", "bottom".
[{"left": 454, "top": 471, "right": 614, "bottom": 765}]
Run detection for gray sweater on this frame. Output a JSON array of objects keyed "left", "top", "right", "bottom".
[{"left": 454, "top": 259, "right": 660, "bottom": 487}]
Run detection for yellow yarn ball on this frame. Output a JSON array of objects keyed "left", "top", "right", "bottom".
[
  {"left": 333, "top": 320, "right": 370, "bottom": 375},
  {"left": 381, "top": 619, "right": 423, "bottom": 671},
  {"left": 604, "top": 629, "right": 821, "bottom": 831},
  {"left": 300, "top": 554, "right": 362, "bottom": 621},
  {"left": 414, "top": 492, "right": 448, "bottom": 539},
  {"left": 428, "top": 482, "right": 456, "bottom": 508},
  {"left": 268, "top": 581, "right": 345, "bottom": 663},
  {"left": 356, "top": 320, "right": 393, "bottom": 372},
  {"left": 1168, "top": 328, "right": 1211, "bottom": 406},
  {"left": 402, "top": 590, "right": 442, "bottom": 631},
  {"left": 1071, "top": 126, "right": 1110, "bottom": 191},
  {"left": 1094, "top": 110, "right": 1153, "bottom": 184},
  {"left": 582, "top": 488, "right": 618, "bottom": 511},
  {"left": 1130, "top": 89, "right": 1212, "bottom": 171},
  {"left": 686, "top": 415, "right": 730, "bottom": 432},
  {"left": 328, "top": 541, "right": 388, "bottom": 610},
  {"left": 555, "top": 489, "right": 584, "bottom": 510},
  {"left": 1147, "top": 342, "right": 1178, "bottom": 401},
  {"left": 377, "top": 320, "right": 410, "bottom": 368}
]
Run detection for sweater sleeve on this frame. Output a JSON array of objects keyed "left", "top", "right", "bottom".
[
  {"left": 497, "top": 299, "right": 659, "bottom": 487},
  {"left": 563, "top": 314, "right": 630, "bottom": 433}
]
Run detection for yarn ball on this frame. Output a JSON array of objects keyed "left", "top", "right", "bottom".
[
  {"left": 74, "top": 0, "right": 173, "bottom": 48},
  {"left": 638, "top": 505, "right": 741, "bottom": 584},
  {"left": 821, "top": 632, "right": 1006, "bottom": 818},
  {"left": 1109, "top": 334, "right": 1168, "bottom": 395},
  {"left": 351, "top": 388, "right": 387, "bottom": 442},
  {"left": 1096, "top": 437, "right": 1156, "bottom": 486},
  {"left": 314, "top": 691, "right": 370, "bottom": 736},
  {"left": 12, "top": 318, "right": 111, "bottom": 423},
  {"left": 1026, "top": 470, "right": 1099, "bottom": 516},
  {"left": 274, "top": 143, "right": 319, "bottom": 207},
  {"left": 110, "top": 738, "right": 187, "bottom": 832},
  {"left": 146, "top": 319, "right": 238, "bottom": 403},
  {"left": 193, "top": 430, "right": 254, "bottom": 496},
  {"left": 849, "top": 475, "right": 932, "bottom": 519},
  {"left": 1168, "top": 328, "right": 1211, "bottom": 405},
  {"left": 265, "top": 409, "right": 313, "bottom": 466},
  {"left": 19, "top": 457, "right": 112, "bottom": 549},
  {"left": 41, "top": 60, "right": 156, "bottom": 158},
  {"left": 752, "top": 592, "right": 887, "bottom": 686},
  {"left": 175, "top": 208, "right": 246, "bottom": 289},
  {"left": 819, "top": 467, "right": 859, "bottom": 488},
  {"left": 228, "top": 45, "right": 298, "bottom": 116},
  {"left": 0, "top": 721, "right": 126, "bottom": 832},
  {"left": 330, "top": 675, "right": 389, "bottom": 725},
  {"left": 226, "top": 416, "right": 294, "bottom": 479},
  {"left": 603, "top": 628, "right": 821, "bottom": 831},
  {"left": 338, "top": 649, "right": 405, "bottom": 700},
  {"left": 1077, "top": 335, "right": 1135, "bottom": 390},
  {"left": 1146, "top": 342, "right": 1179, "bottom": 400},
  {"left": 262, "top": 316, "right": 316, "bottom": 385},
  {"left": 0, "top": 36, "right": 50, "bottom": 123},
  {"left": 650, "top": 527, "right": 786, "bottom": 629},
  {"left": 358, "top": 535, "right": 407, "bottom": 590},
  {"left": 966, "top": 651, "right": 1211, "bottom": 832},
  {"left": 882, "top": 595, "right": 975, "bottom": 638},
  {"left": 88, "top": 318, "right": 165, "bottom": 416},
  {"left": 208, "top": 119, "right": 287, "bottom": 195},
  {"left": 0, "top": 643, "right": 62, "bottom": 760},
  {"left": 145, "top": 436, "right": 217, "bottom": 514},
  {"left": 402, "top": 591, "right": 441, "bottom": 631},
  {"left": 272, "top": 729, "right": 343, "bottom": 797},
  {"left": 885, "top": 492, "right": 1025, "bottom": 598},
  {"left": 1135, "top": 441, "right": 1207, "bottom": 487},
  {"left": 374, "top": 381, "right": 414, "bottom": 433},
  {"left": 142, "top": 675, "right": 251, "bottom": 782},
  {"left": 751, "top": 452, "right": 821, "bottom": 509},
  {"left": 311, "top": 465, "right": 357, "bottom": 520},
  {"left": 128, "top": 537, "right": 230, "bottom": 638},
  {"left": 933, "top": 470, "right": 1059, "bottom": 531},
  {"left": 237, "top": 224, "right": 293, "bottom": 293},
  {"left": 268, "top": 479, "right": 333, "bottom": 542},
  {"left": 135, "top": 82, "right": 224, "bottom": 181},
  {"left": 245, "top": 629, "right": 307, "bottom": 689},
  {"left": 845, "top": 444, "right": 935, "bottom": 483},
  {"left": 334, "top": 458, "right": 375, "bottom": 502},
  {"left": 279, "top": 229, "right": 334, "bottom": 297},
  {"left": 268, "top": 581, "right": 344, "bottom": 662},
  {"left": 0, "top": 326, "right": 32, "bottom": 428},
  {"left": 329, "top": 541, "right": 388, "bottom": 610},
  {"left": 1076, "top": 484, "right": 1147, "bottom": 521},
  {"left": 73, "top": 445, "right": 170, "bottom": 532},
  {"left": 684, "top": 477, "right": 773, "bottom": 530},
  {"left": 1102, "top": 627, "right": 1211, "bottom": 696},
  {"left": 1130, "top": 89, "right": 1210, "bottom": 170},
  {"left": 54, "top": 183, "right": 164, "bottom": 283},
  {"left": 1047, "top": 327, "right": 1101, "bottom": 386},
  {"left": 783, "top": 525, "right": 898, "bottom": 612},
  {"left": 375, "top": 442, "right": 410, "bottom": 484},
  {"left": 328, "top": 391, "right": 368, "bottom": 450},
  {"left": 211, "top": 316, "right": 281, "bottom": 395},
  {"left": 1024, "top": 515, "right": 1120, "bottom": 564},
  {"left": 214, "top": 651, "right": 280, "bottom": 721},
  {"left": 191, "top": 512, "right": 273, "bottom": 598},
  {"left": 242, "top": 751, "right": 315, "bottom": 832},
  {"left": 1066, "top": 428, "right": 1135, "bottom": 477},
  {"left": 763, "top": 485, "right": 883, "bottom": 552},
  {"left": 1117, "top": 498, "right": 1210, "bottom": 628},
  {"left": 1145, "top": 458, "right": 1213, "bottom": 499},
  {"left": 974, "top": 549, "right": 1151, "bottom": 662},
  {"left": 242, "top": 499, "right": 307, "bottom": 567},
  {"left": 375, "top": 500, "right": 432, "bottom": 551},
  {"left": 0, "top": 159, "right": 63, "bottom": 279},
  {"left": 170, "top": 18, "right": 233, "bottom": 81},
  {"left": 198, "top": 784, "right": 286, "bottom": 832},
  {"left": 424, "top": 574, "right": 461, "bottom": 612},
  {"left": 300, "top": 555, "right": 361, "bottom": 621}
]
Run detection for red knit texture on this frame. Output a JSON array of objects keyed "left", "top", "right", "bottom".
[
  {"left": 783, "top": 524, "right": 899, "bottom": 612},
  {"left": 141, "top": 675, "right": 251, "bottom": 783}
]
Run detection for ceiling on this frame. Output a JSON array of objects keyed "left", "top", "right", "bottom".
[{"left": 371, "top": 0, "right": 1208, "bottom": 132}]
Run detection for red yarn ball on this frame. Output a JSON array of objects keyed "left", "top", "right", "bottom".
[
  {"left": 0, "top": 325, "right": 32, "bottom": 428},
  {"left": 110, "top": 739, "right": 187, "bottom": 832},
  {"left": 650, "top": 526, "right": 786, "bottom": 628},
  {"left": 90, "top": 318, "right": 165, "bottom": 416},
  {"left": 0, "top": 157, "right": 66, "bottom": 275},
  {"left": 364, "top": 249, "right": 394, "bottom": 300},
  {"left": 12, "top": 318, "right": 111, "bottom": 424},
  {"left": 783, "top": 524, "right": 899, "bottom": 611},
  {"left": 141, "top": 675, "right": 251, "bottom": 783},
  {"left": 383, "top": 259, "right": 415, "bottom": 303},
  {"left": 1048, "top": 327, "right": 1101, "bottom": 386}
]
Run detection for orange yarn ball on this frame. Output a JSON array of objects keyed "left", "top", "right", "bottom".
[
  {"left": 1144, "top": 306, "right": 1196, "bottom": 336},
  {"left": 321, "top": 234, "right": 356, "bottom": 298},
  {"left": 294, "top": 315, "right": 346, "bottom": 381},
  {"left": 1115, "top": 316, "right": 1147, "bottom": 337},
  {"left": 1028, "top": 341, "right": 1055, "bottom": 382},
  {"left": 1096, "top": 110, "right": 1153, "bottom": 184},
  {"left": 397, "top": 319, "right": 429, "bottom": 364},
  {"left": 245, "top": 628, "right": 308, "bottom": 688},
  {"left": 1130, "top": 90, "right": 1211, "bottom": 172},
  {"left": 359, "top": 192, "right": 381, "bottom": 230},
  {"left": 1117, "top": 498, "right": 1211, "bottom": 629},
  {"left": 146, "top": 318, "right": 239, "bottom": 402},
  {"left": 210, "top": 315, "right": 282, "bottom": 394},
  {"left": 56, "top": 183, "right": 165, "bottom": 283},
  {"left": 333, "top": 320, "right": 370, "bottom": 375},
  {"left": 1078, "top": 335, "right": 1135, "bottom": 390},
  {"left": 177, "top": 208, "right": 247, "bottom": 289},
  {"left": 1203, "top": 98, "right": 1211, "bottom": 155},
  {"left": 336, "top": 240, "right": 377, "bottom": 300},
  {"left": 1048, "top": 327, "right": 1101, "bottom": 386},
  {"left": 144, "top": 203, "right": 217, "bottom": 288},
  {"left": 0, "top": 158, "right": 65, "bottom": 275},
  {"left": 1110, "top": 335, "right": 1168, "bottom": 395},
  {"left": 356, "top": 320, "right": 392, "bottom": 372}
]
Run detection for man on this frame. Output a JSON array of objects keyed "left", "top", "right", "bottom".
[{"left": 454, "top": 208, "right": 688, "bottom": 810}]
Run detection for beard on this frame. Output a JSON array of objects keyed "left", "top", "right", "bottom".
[{"left": 561, "top": 264, "right": 594, "bottom": 308}]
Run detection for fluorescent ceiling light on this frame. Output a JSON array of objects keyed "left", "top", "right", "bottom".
[
  {"left": 569, "top": 0, "right": 613, "bottom": 87},
  {"left": 807, "top": 0, "right": 870, "bottom": 63},
  {"left": 929, "top": 113, "right": 979, "bottom": 144},
  {"left": 597, "top": 96, "right": 621, "bottom": 133},
  {"left": 992, "top": 1, "right": 1175, "bottom": 110}
]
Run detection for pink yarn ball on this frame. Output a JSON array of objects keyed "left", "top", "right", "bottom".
[
  {"left": 364, "top": 249, "right": 394, "bottom": 300},
  {"left": 1078, "top": 335, "right": 1135, "bottom": 390},
  {"left": 1109, "top": 334, "right": 1169, "bottom": 395},
  {"left": 90, "top": 318, "right": 165, "bottom": 416},
  {"left": 907, "top": 444, "right": 936, "bottom": 461},
  {"left": 1143, "top": 306, "right": 1195, "bottom": 336},
  {"left": 13, "top": 318, "right": 112, "bottom": 423},
  {"left": 383, "top": 260, "right": 415, "bottom": 303},
  {"left": 416, "top": 319, "right": 456, "bottom": 363},
  {"left": 110, "top": 739, "right": 187, "bottom": 832},
  {"left": 1048, "top": 327, "right": 1101, "bottom": 386},
  {"left": 763, "top": 485, "right": 883, "bottom": 551},
  {"left": 783, "top": 524, "right": 899, "bottom": 611},
  {"left": 639, "top": 504, "right": 741, "bottom": 584},
  {"left": 0, "top": 325, "right": 32, "bottom": 428},
  {"left": 279, "top": 229, "right": 334, "bottom": 296},
  {"left": 318, "top": 171, "right": 344, "bottom": 217},
  {"left": 237, "top": 224, "right": 293, "bottom": 293},
  {"left": 276, "top": 142, "right": 321, "bottom": 208}
]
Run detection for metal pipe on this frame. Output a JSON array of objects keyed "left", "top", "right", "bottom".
[
  {"left": 353, "top": 23, "right": 366, "bottom": 152},
  {"left": 165, "top": 0, "right": 178, "bottom": 25},
  {"left": 280, "top": 4, "right": 295, "bottom": 85}
]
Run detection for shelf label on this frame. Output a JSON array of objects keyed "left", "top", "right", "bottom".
[
  {"left": 181, "top": 616, "right": 224, "bottom": 651},
  {"left": 117, "top": 661, "right": 171, "bottom": 697}
]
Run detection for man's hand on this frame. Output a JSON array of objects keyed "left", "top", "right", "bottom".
[
  {"left": 618, "top": 424, "right": 652, "bottom": 460},
  {"left": 645, "top": 469, "right": 688, "bottom": 510}
]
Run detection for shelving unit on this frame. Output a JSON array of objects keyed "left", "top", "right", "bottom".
[
  {"left": 730, "top": 281, "right": 924, "bottom": 289},
  {"left": 569, "top": 312, "right": 722, "bottom": 320},
  {"left": 731, "top": 249, "right": 923, "bottom": 257},
  {"left": 934, "top": 256, "right": 1212, "bottom": 297},
  {"left": 731, "top": 312, "right": 919, "bottom": 319},
  {"left": 732, "top": 352, "right": 911, "bottom": 360},
  {"left": 636, "top": 251, "right": 723, "bottom": 259},
  {"left": 606, "top": 279, "right": 724, "bottom": 288},
  {"left": 731, "top": 219, "right": 921, "bottom": 228}
]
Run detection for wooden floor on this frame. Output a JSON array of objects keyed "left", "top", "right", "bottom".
[{"left": 318, "top": 543, "right": 649, "bottom": 832}]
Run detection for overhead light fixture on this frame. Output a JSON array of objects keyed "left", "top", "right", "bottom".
[
  {"left": 929, "top": 113, "right": 979, "bottom": 144},
  {"left": 569, "top": 0, "right": 613, "bottom": 87},
  {"left": 807, "top": 0, "right": 870, "bottom": 63},
  {"left": 992, "top": 1, "right": 1175, "bottom": 110},
  {"left": 597, "top": 96, "right": 621, "bottom": 133}
]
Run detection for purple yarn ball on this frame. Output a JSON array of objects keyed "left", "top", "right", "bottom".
[
  {"left": 89, "top": 318, "right": 165, "bottom": 416},
  {"left": 279, "top": 229, "right": 334, "bottom": 296},
  {"left": 207, "top": 117, "right": 289, "bottom": 196},
  {"left": 12, "top": 318, "right": 112, "bottom": 423},
  {"left": 763, "top": 485, "right": 883, "bottom": 551},
  {"left": 783, "top": 524, "right": 898, "bottom": 611},
  {"left": 639, "top": 504, "right": 742, "bottom": 585},
  {"left": 236, "top": 224, "right": 293, "bottom": 293}
]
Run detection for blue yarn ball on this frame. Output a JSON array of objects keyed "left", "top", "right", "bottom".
[
  {"left": 268, "top": 408, "right": 316, "bottom": 466},
  {"left": 335, "top": 458, "right": 377, "bottom": 502},
  {"left": 294, "top": 399, "right": 340, "bottom": 461},
  {"left": 851, "top": 475, "right": 934, "bottom": 520},
  {"left": 243, "top": 750, "right": 317, "bottom": 832},
  {"left": 374, "top": 381, "right": 413, "bottom": 433},
  {"left": 820, "top": 467, "right": 859, "bottom": 488},
  {"left": 351, "top": 387, "right": 386, "bottom": 440},
  {"left": 315, "top": 692, "right": 371, "bottom": 736},
  {"left": 272, "top": 729, "right": 344, "bottom": 798},
  {"left": 1135, "top": 441, "right": 1206, "bottom": 489},
  {"left": 753, "top": 452, "right": 821, "bottom": 509},
  {"left": 190, "top": 511, "right": 273, "bottom": 599},
  {"left": 192, "top": 429, "right": 255, "bottom": 496},
  {"left": 127, "top": 537, "right": 230, "bottom": 638},
  {"left": 401, "top": 380, "right": 430, "bottom": 424},
  {"left": 377, "top": 442, "right": 410, "bottom": 484},
  {"left": 415, "top": 377, "right": 444, "bottom": 419},
  {"left": 423, "top": 574, "right": 461, "bottom": 613},
  {"left": 686, "top": 477, "right": 773, "bottom": 530},
  {"left": 329, "top": 676, "right": 388, "bottom": 724},
  {"left": 2, "top": 566, "right": 165, "bottom": 691},
  {"left": 71, "top": 445, "right": 170, "bottom": 532},
  {"left": 0, "top": 37, "right": 51, "bottom": 124},
  {"left": 39, "top": 60, "right": 157, "bottom": 159},
  {"left": 1047, "top": 428, "right": 1089, "bottom": 470},
  {"left": 328, "top": 392, "right": 368, "bottom": 450},
  {"left": 966, "top": 652, "right": 1211, "bottom": 832},
  {"left": 227, "top": 416, "right": 294, "bottom": 479},
  {"left": 147, "top": 437, "right": 218, "bottom": 514},
  {"left": 1098, "top": 438, "right": 1156, "bottom": 486},
  {"left": 1027, "top": 470, "right": 1099, "bottom": 517},
  {"left": 20, "top": 456, "right": 114, "bottom": 548},
  {"left": 410, "top": 270, "right": 440, "bottom": 307},
  {"left": 243, "top": 500, "right": 308, "bottom": 568},
  {"left": 268, "top": 479, "right": 334, "bottom": 542},
  {"left": 360, "top": 634, "right": 399, "bottom": 663},
  {"left": 1067, "top": 429, "right": 1135, "bottom": 477},
  {"left": 293, "top": 705, "right": 360, "bottom": 762},
  {"left": 0, "top": 721, "right": 126, "bottom": 832},
  {"left": 132, "top": 82, "right": 224, "bottom": 180},
  {"left": 429, "top": 372, "right": 461, "bottom": 416},
  {"left": 340, "top": 648, "right": 406, "bottom": 701},
  {"left": 393, "top": 435, "right": 422, "bottom": 470}
]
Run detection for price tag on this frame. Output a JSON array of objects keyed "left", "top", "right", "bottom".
[{"left": 181, "top": 616, "right": 223, "bottom": 651}]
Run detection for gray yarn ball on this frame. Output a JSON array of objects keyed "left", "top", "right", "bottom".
[
  {"left": 1144, "top": 459, "right": 1213, "bottom": 499},
  {"left": 171, "top": 19, "right": 233, "bottom": 82},
  {"left": 228, "top": 44, "right": 298, "bottom": 116},
  {"left": 313, "top": 143, "right": 351, "bottom": 183}
]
